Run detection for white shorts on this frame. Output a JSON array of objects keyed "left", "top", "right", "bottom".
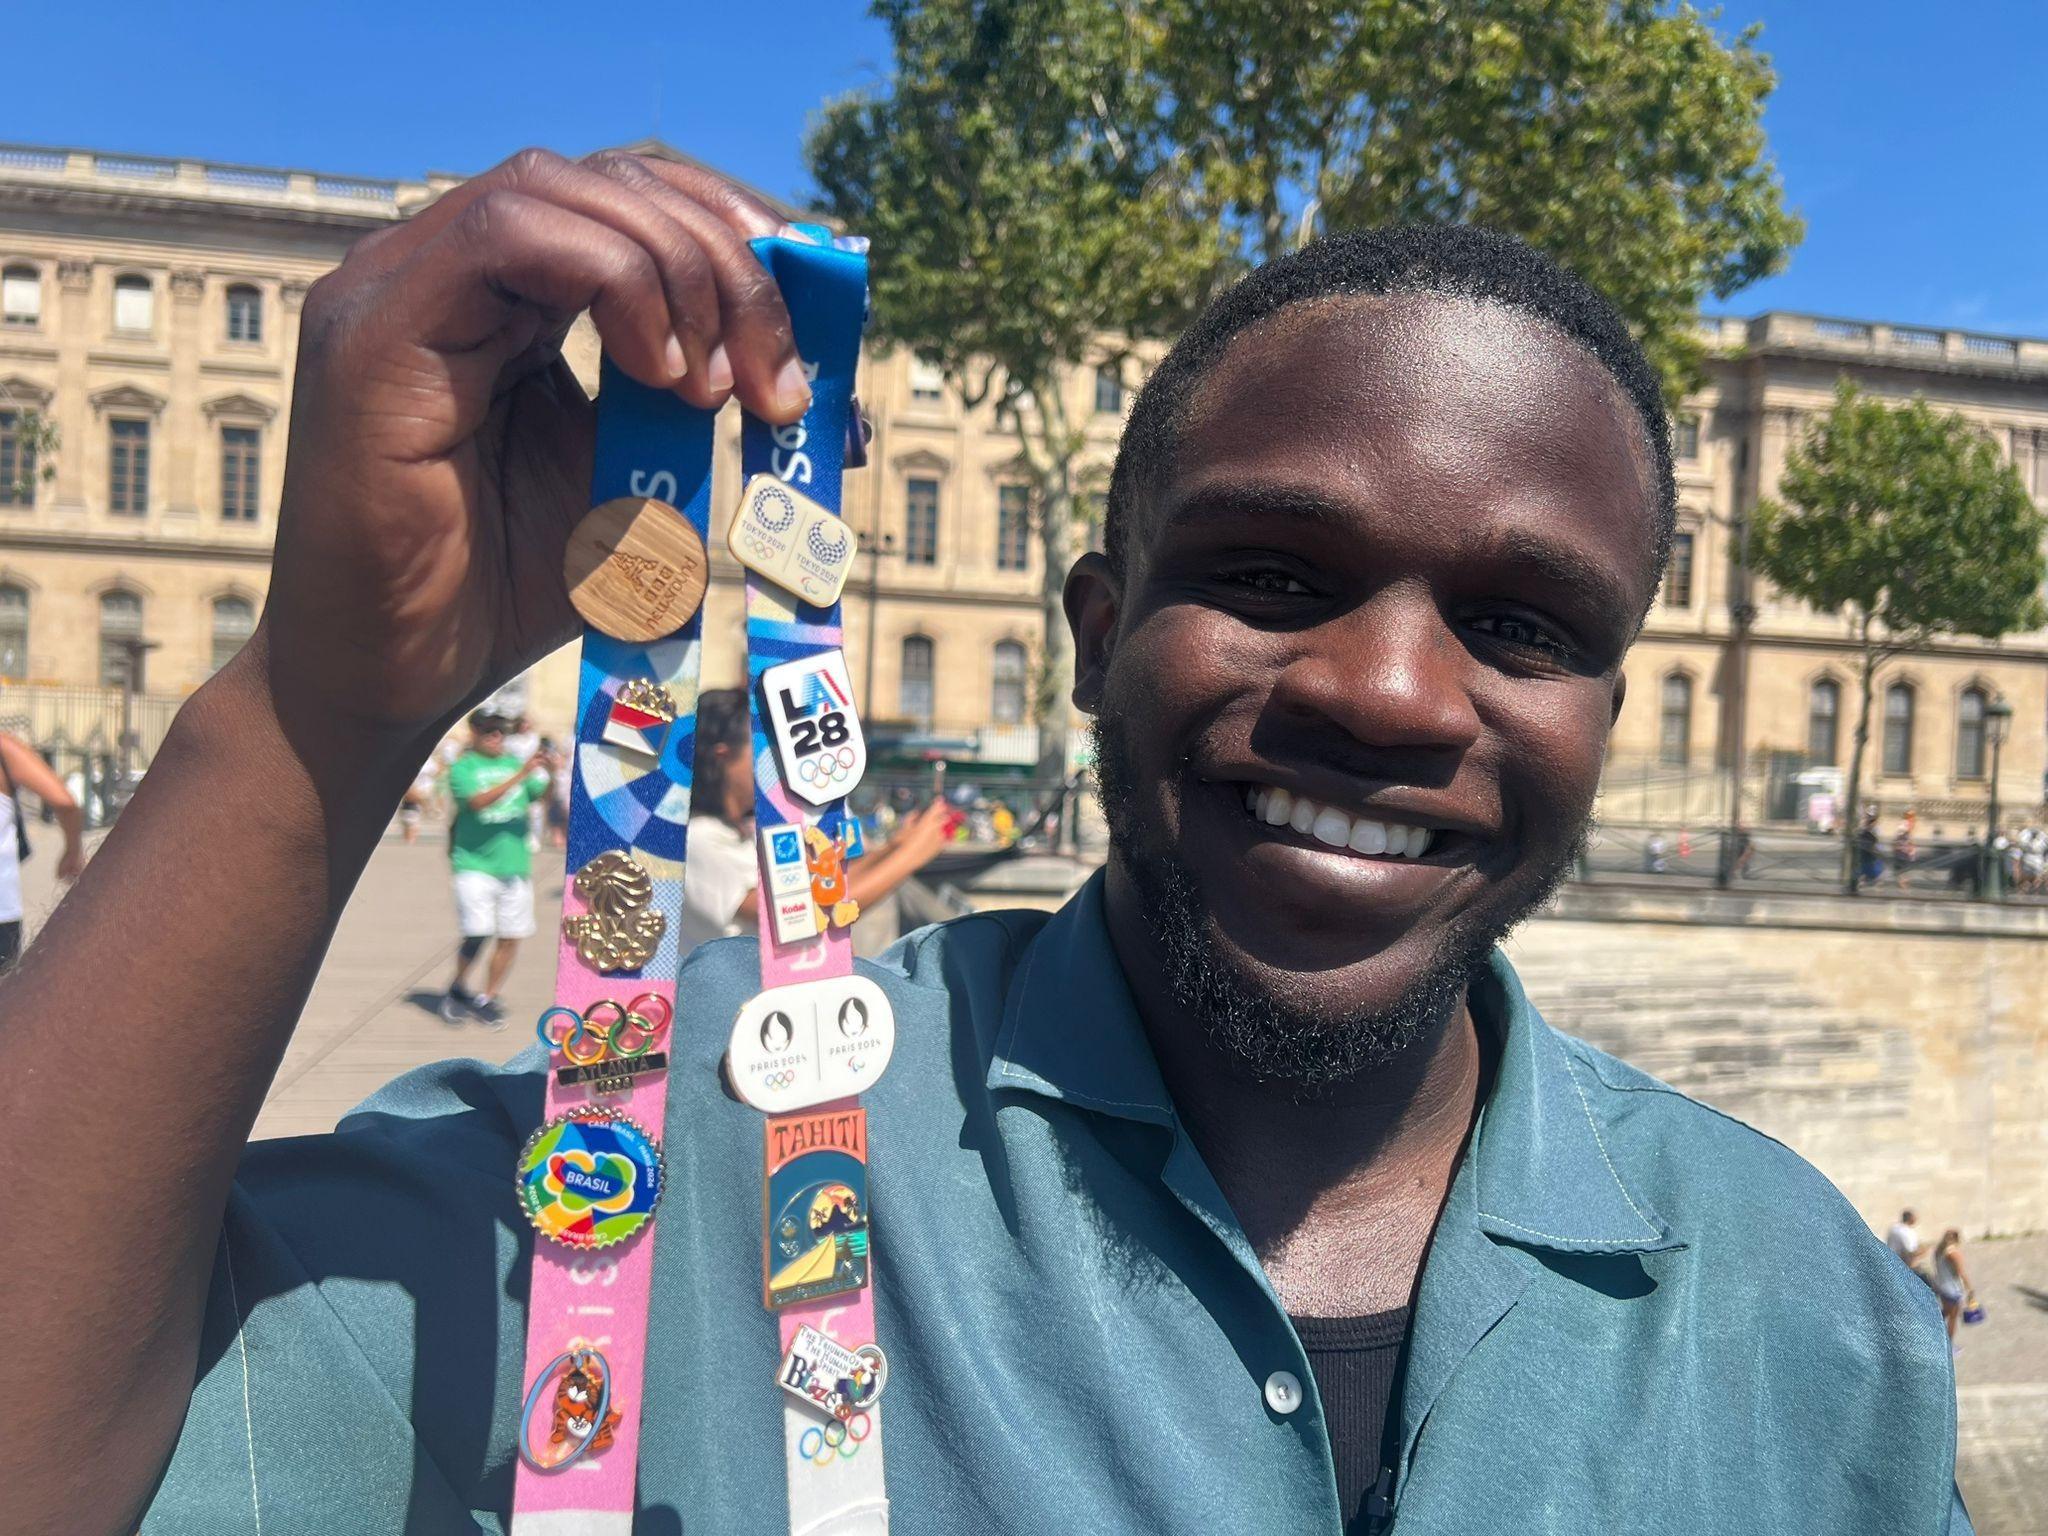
[{"left": 453, "top": 870, "right": 536, "bottom": 940}]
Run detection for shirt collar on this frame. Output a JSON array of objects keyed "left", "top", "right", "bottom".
[{"left": 989, "top": 871, "right": 1681, "bottom": 1255}]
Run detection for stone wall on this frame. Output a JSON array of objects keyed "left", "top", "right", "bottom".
[{"left": 1509, "top": 886, "right": 2048, "bottom": 1239}]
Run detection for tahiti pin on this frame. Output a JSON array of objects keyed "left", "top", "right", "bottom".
[
  {"left": 726, "top": 974, "right": 895, "bottom": 1113},
  {"left": 519, "top": 1346, "right": 623, "bottom": 1472},
  {"left": 777, "top": 1324, "right": 888, "bottom": 1423},
  {"left": 764, "top": 1106, "right": 871, "bottom": 1310},
  {"left": 760, "top": 650, "right": 866, "bottom": 810},
  {"left": 516, "top": 1106, "right": 664, "bottom": 1249},
  {"left": 564, "top": 495, "right": 711, "bottom": 644},
  {"left": 726, "top": 472, "right": 858, "bottom": 607},
  {"left": 802, "top": 824, "right": 861, "bottom": 930},
  {"left": 602, "top": 678, "right": 678, "bottom": 762},
  {"left": 563, "top": 851, "right": 666, "bottom": 974},
  {"left": 536, "top": 994, "right": 672, "bottom": 1095},
  {"left": 760, "top": 822, "right": 822, "bottom": 944}
]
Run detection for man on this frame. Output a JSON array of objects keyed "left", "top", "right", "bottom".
[
  {"left": 0, "top": 150, "right": 1964, "bottom": 1534},
  {"left": 440, "top": 708, "right": 552, "bottom": 1024},
  {"left": 1889, "top": 1208, "right": 1931, "bottom": 1273}
]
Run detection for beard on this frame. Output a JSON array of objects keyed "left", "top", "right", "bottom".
[{"left": 1091, "top": 708, "right": 1585, "bottom": 1090}]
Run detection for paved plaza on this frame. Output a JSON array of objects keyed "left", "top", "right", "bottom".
[{"left": 17, "top": 831, "right": 2048, "bottom": 1530}]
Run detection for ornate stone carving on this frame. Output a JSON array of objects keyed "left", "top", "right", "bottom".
[
  {"left": 280, "top": 280, "right": 310, "bottom": 312},
  {"left": 170, "top": 268, "right": 205, "bottom": 301},
  {"left": 57, "top": 259, "right": 92, "bottom": 293}
]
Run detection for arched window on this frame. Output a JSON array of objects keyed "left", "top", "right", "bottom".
[
  {"left": 899, "top": 635, "right": 934, "bottom": 723},
  {"left": 225, "top": 283, "right": 263, "bottom": 343},
  {"left": 211, "top": 595, "right": 256, "bottom": 673},
  {"left": 0, "top": 584, "right": 28, "bottom": 679},
  {"left": 991, "top": 640, "right": 1027, "bottom": 725},
  {"left": 98, "top": 589, "right": 143, "bottom": 687},
  {"left": 1658, "top": 673, "right": 1692, "bottom": 766},
  {"left": 1, "top": 264, "right": 40, "bottom": 328},
  {"left": 1807, "top": 678, "right": 1840, "bottom": 766},
  {"left": 1955, "top": 686, "right": 1988, "bottom": 781},
  {"left": 113, "top": 273, "right": 154, "bottom": 333},
  {"left": 1883, "top": 682, "right": 1916, "bottom": 776}
]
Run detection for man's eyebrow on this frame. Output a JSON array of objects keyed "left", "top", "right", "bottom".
[
  {"left": 1159, "top": 481, "right": 1365, "bottom": 530},
  {"left": 1472, "top": 527, "right": 1636, "bottom": 623}
]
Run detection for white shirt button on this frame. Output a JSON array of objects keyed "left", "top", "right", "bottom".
[{"left": 1264, "top": 1370, "right": 1303, "bottom": 1415}]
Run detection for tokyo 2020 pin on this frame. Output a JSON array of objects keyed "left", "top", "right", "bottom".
[
  {"left": 726, "top": 974, "right": 895, "bottom": 1113},
  {"left": 727, "top": 473, "right": 858, "bottom": 606},
  {"left": 760, "top": 650, "right": 866, "bottom": 809},
  {"left": 516, "top": 1107, "right": 664, "bottom": 1250}
]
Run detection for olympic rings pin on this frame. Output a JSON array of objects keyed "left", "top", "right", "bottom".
[
  {"left": 519, "top": 1347, "right": 622, "bottom": 1471},
  {"left": 537, "top": 994, "right": 673, "bottom": 1094}
]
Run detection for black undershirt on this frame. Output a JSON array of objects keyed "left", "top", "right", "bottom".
[{"left": 1291, "top": 1308, "right": 1410, "bottom": 1533}]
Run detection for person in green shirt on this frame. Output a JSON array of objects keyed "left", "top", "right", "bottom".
[{"left": 440, "top": 708, "right": 551, "bottom": 1025}]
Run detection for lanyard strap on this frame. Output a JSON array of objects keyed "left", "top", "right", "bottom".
[
  {"left": 737, "top": 231, "right": 889, "bottom": 1535},
  {"left": 511, "top": 359, "right": 714, "bottom": 1535}
]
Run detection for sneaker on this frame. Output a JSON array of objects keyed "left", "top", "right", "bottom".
[
  {"left": 440, "top": 985, "right": 477, "bottom": 1024},
  {"left": 470, "top": 993, "right": 507, "bottom": 1029}
]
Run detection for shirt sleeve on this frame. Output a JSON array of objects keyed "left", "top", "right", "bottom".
[
  {"left": 446, "top": 755, "right": 480, "bottom": 806},
  {"left": 677, "top": 820, "right": 758, "bottom": 952},
  {"left": 1947, "top": 1484, "right": 1975, "bottom": 1535},
  {"left": 142, "top": 1053, "right": 546, "bottom": 1536}
]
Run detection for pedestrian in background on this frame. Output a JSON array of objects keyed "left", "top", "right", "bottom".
[
  {"left": 1931, "top": 1229, "right": 1976, "bottom": 1351},
  {"left": 0, "top": 731, "right": 83, "bottom": 969},
  {"left": 1886, "top": 1208, "right": 1930, "bottom": 1281},
  {"left": 440, "top": 710, "right": 552, "bottom": 1025}
]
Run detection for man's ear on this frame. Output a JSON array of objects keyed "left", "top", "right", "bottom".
[
  {"left": 1064, "top": 552, "right": 1120, "bottom": 716},
  {"left": 1609, "top": 668, "right": 1628, "bottom": 728}
]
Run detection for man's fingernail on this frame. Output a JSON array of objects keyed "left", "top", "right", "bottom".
[
  {"left": 775, "top": 358, "right": 813, "bottom": 417},
  {"left": 706, "top": 344, "right": 734, "bottom": 395},
  {"left": 663, "top": 335, "right": 688, "bottom": 382}
]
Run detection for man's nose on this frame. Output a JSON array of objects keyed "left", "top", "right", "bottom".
[{"left": 1266, "top": 587, "right": 1483, "bottom": 755}]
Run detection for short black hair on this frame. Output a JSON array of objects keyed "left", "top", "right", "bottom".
[{"left": 1105, "top": 224, "right": 1677, "bottom": 602}]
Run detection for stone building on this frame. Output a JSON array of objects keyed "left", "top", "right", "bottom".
[{"left": 2, "top": 138, "right": 2044, "bottom": 822}]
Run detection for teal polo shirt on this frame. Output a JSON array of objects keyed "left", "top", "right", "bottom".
[{"left": 147, "top": 873, "right": 1970, "bottom": 1533}]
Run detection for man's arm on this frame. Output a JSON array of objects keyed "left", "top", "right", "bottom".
[
  {"left": 0, "top": 146, "right": 810, "bottom": 1534},
  {"left": 1, "top": 732, "right": 85, "bottom": 879},
  {"left": 463, "top": 752, "right": 551, "bottom": 811}
]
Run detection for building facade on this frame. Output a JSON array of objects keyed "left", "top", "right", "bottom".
[{"left": 2, "top": 140, "right": 2044, "bottom": 822}]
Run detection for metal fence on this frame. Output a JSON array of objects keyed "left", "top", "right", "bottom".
[
  {"left": 1577, "top": 821, "right": 2037, "bottom": 902},
  {"left": 0, "top": 681, "right": 186, "bottom": 828}
]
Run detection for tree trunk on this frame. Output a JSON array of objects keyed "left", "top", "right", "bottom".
[
  {"left": 1013, "top": 384, "right": 1081, "bottom": 788},
  {"left": 1841, "top": 622, "right": 1877, "bottom": 895}
]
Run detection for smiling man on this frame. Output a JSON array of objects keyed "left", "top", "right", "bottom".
[{"left": 0, "top": 154, "right": 1964, "bottom": 1535}]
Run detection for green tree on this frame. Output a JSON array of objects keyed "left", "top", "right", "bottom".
[
  {"left": 809, "top": 0, "right": 1225, "bottom": 776},
  {"left": 1753, "top": 382, "right": 2047, "bottom": 891},
  {"left": 0, "top": 383, "right": 57, "bottom": 507},
  {"left": 808, "top": 0, "right": 1803, "bottom": 777}
]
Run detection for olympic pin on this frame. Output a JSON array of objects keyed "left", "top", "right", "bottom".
[
  {"left": 516, "top": 1107, "right": 664, "bottom": 1250},
  {"left": 536, "top": 994, "right": 672, "bottom": 1094},
  {"left": 727, "top": 472, "right": 858, "bottom": 606},
  {"left": 761, "top": 822, "right": 822, "bottom": 944},
  {"left": 601, "top": 678, "right": 678, "bottom": 761},
  {"left": 777, "top": 1325, "right": 888, "bottom": 1422},
  {"left": 761, "top": 650, "right": 866, "bottom": 809},
  {"left": 764, "top": 1106, "right": 871, "bottom": 1310},
  {"left": 727, "top": 975, "right": 896, "bottom": 1113},
  {"left": 519, "top": 1346, "right": 622, "bottom": 1471}
]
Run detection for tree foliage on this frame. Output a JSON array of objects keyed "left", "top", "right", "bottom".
[
  {"left": 1753, "top": 381, "right": 2047, "bottom": 886},
  {"left": 0, "top": 385, "right": 57, "bottom": 506}
]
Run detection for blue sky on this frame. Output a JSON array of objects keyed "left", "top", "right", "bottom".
[{"left": 6, "top": 2, "right": 2043, "bottom": 334}]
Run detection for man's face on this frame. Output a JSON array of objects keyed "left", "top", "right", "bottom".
[
  {"left": 478, "top": 724, "right": 507, "bottom": 753},
  {"left": 1075, "top": 293, "right": 1658, "bottom": 1077}
]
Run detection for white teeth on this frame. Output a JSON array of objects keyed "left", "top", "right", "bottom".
[
  {"left": 1243, "top": 784, "right": 1438, "bottom": 860},
  {"left": 1312, "top": 808, "right": 1351, "bottom": 847},
  {"left": 1289, "top": 798, "right": 1317, "bottom": 834},
  {"left": 1349, "top": 819, "right": 1388, "bottom": 855},
  {"left": 1408, "top": 828, "right": 1433, "bottom": 858},
  {"left": 1246, "top": 785, "right": 1261, "bottom": 814},
  {"left": 1263, "top": 788, "right": 1293, "bottom": 826},
  {"left": 1385, "top": 824, "right": 1410, "bottom": 857}
]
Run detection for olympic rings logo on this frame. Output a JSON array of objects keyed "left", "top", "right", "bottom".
[
  {"left": 762, "top": 1069, "right": 800, "bottom": 1090},
  {"left": 797, "top": 748, "right": 858, "bottom": 785},
  {"left": 537, "top": 994, "right": 672, "bottom": 1065},
  {"left": 798, "top": 1411, "right": 873, "bottom": 1466}
]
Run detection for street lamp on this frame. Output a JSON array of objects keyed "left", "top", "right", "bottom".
[{"left": 1984, "top": 694, "right": 2014, "bottom": 897}]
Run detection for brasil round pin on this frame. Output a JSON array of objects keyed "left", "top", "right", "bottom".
[{"left": 516, "top": 1107, "right": 665, "bottom": 1250}]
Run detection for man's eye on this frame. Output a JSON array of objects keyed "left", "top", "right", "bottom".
[
  {"left": 1468, "top": 613, "right": 1575, "bottom": 661},
  {"left": 1224, "top": 569, "right": 1313, "bottom": 596}
]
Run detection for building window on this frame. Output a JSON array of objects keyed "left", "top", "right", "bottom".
[
  {"left": 1883, "top": 682, "right": 1915, "bottom": 775},
  {"left": 2, "top": 265, "right": 39, "bottom": 328},
  {"left": 1807, "top": 678, "right": 1840, "bottom": 766},
  {"left": 225, "top": 284, "right": 263, "bottom": 343},
  {"left": 113, "top": 273, "right": 154, "bottom": 334},
  {"left": 1673, "top": 414, "right": 1701, "bottom": 460},
  {"left": 109, "top": 418, "right": 150, "bottom": 514},
  {"left": 1663, "top": 530, "right": 1694, "bottom": 609},
  {"left": 899, "top": 635, "right": 934, "bottom": 723},
  {"left": 221, "top": 425, "right": 261, "bottom": 521},
  {"left": 99, "top": 590, "right": 143, "bottom": 687},
  {"left": 991, "top": 640, "right": 1028, "bottom": 725},
  {"left": 904, "top": 477, "right": 939, "bottom": 565},
  {"left": 1094, "top": 367, "right": 1124, "bottom": 415},
  {"left": 1955, "top": 686, "right": 1989, "bottom": 781},
  {"left": 211, "top": 595, "right": 256, "bottom": 674},
  {"left": 1658, "top": 673, "right": 1692, "bottom": 766},
  {"left": 996, "top": 485, "right": 1030, "bottom": 572},
  {"left": 0, "top": 584, "right": 27, "bottom": 680},
  {"left": 908, "top": 355, "right": 944, "bottom": 403},
  {"left": 0, "top": 411, "right": 35, "bottom": 508}
]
